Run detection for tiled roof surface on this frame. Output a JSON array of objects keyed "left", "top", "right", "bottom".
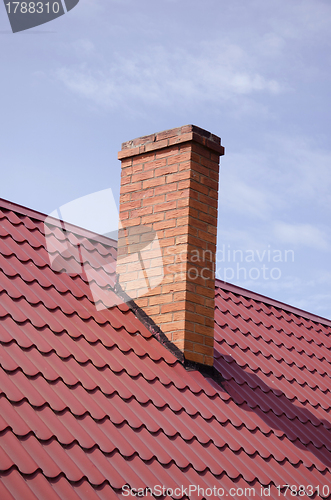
[{"left": 0, "top": 198, "right": 331, "bottom": 499}]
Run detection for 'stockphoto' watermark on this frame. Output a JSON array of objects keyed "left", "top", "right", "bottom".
[
  {"left": 163, "top": 244, "right": 294, "bottom": 284},
  {"left": 2, "top": 0, "right": 79, "bottom": 33}
]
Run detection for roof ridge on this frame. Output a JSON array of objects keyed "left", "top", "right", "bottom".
[{"left": 216, "top": 279, "right": 331, "bottom": 327}]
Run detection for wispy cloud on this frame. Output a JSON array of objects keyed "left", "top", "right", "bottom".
[
  {"left": 267, "top": 0, "right": 331, "bottom": 41},
  {"left": 220, "top": 133, "right": 331, "bottom": 223},
  {"left": 72, "top": 39, "right": 95, "bottom": 57},
  {"left": 219, "top": 155, "right": 283, "bottom": 221},
  {"left": 273, "top": 221, "right": 329, "bottom": 250},
  {"left": 54, "top": 40, "right": 284, "bottom": 110}
]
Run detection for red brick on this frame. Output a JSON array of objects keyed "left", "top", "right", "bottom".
[
  {"left": 198, "top": 212, "right": 218, "bottom": 226},
  {"left": 143, "top": 305, "right": 161, "bottom": 316},
  {"left": 142, "top": 177, "right": 166, "bottom": 189},
  {"left": 161, "top": 282, "right": 186, "bottom": 294},
  {"left": 200, "top": 176, "right": 218, "bottom": 191},
  {"left": 208, "top": 206, "right": 218, "bottom": 218},
  {"left": 166, "top": 189, "right": 190, "bottom": 202},
  {"left": 162, "top": 320, "right": 185, "bottom": 333},
  {"left": 120, "top": 181, "right": 142, "bottom": 194},
  {"left": 204, "top": 355, "right": 214, "bottom": 366},
  {"left": 167, "top": 152, "right": 191, "bottom": 166},
  {"left": 161, "top": 302, "right": 189, "bottom": 314},
  {"left": 121, "top": 176, "right": 132, "bottom": 186},
  {"left": 119, "top": 193, "right": 131, "bottom": 203},
  {"left": 130, "top": 206, "right": 153, "bottom": 218},
  {"left": 155, "top": 145, "right": 179, "bottom": 159},
  {"left": 148, "top": 294, "right": 174, "bottom": 306},
  {"left": 144, "top": 158, "right": 167, "bottom": 171},
  {"left": 121, "top": 158, "right": 133, "bottom": 168},
  {"left": 173, "top": 291, "right": 186, "bottom": 301},
  {"left": 184, "top": 351, "right": 204, "bottom": 364},
  {"left": 140, "top": 213, "right": 164, "bottom": 225},
  {"left": 130, "top": 188, "right": 154, "bottom": 200},
  {"left": 131, "top": 171, "right": 153, "bottom": 183},
  {"left": 177, "top": 198, "right": 191, "bottom": 209},
  {"left": 154, "top": 183, "right": 178, "bottom": 196},
  {"left": 119, "top": 216, "right": 141, "bottom": 228},
  {"left": 207, "top": 225, "right": 217, "bottom": 236},
  {"left": 164, "top": 226, "right": 193, "bottom": 238},
  {"left": 158, "top": 236, "right": 175, "bottom": 247},
  {"left": 145, "top": 138, "right": 168, "bottom": 152},
  {"left": 131, "top": 133, "right": 155, "bottom": 146},
  {"left": 142, "top": 195, "right": 165, "bottom": 207},
  {"left": 155, "top": 164, "right": 179, "bottom": 177},
  {"left": 120, "top": 200, "right": 142, "bottom": 211},
  {"left": 151, "top": 312, "right": 174, "bottom": 324},
  {"left": 165, "top": 208, "right": 190, "bottom": 220},
  {"left": 156, "top": 129, "right": 179, "bottom": 141},
  {"left": 191, "top": 161, "right": 210, "bottom": 178},
  {"left": 153, "top": 201, "right": 177, "bottom": 213},
  {"left": 177, "top": 216, "right": 190, "bottom": 227},
  {"left": 177, "top": 179, "right": 191, "bottom": 190},
  {"left": 153, "top": 219, "right": 176, "bottom": 231},
  {"left": 197, "top": 229, "right": 216, "bottom": 244},
  {"left": 132, "top": 152, "right": 155, "bottom": 165},
  {"left": 191, "top": 142, "right": 212, "bottom": 160},
  {"left": 200, "top": 155, "right": 220, "bottom": 172},
  {"left": 190, "top": 179, "right": 209, "bottom": 196},
  {"left": 178, "top": 161, "right": 192, "bottom": 172},
  {"left": 121, "top": 166, "right": 132, "bottom": 177},
  {"left": 166, "top": 171, "right": 191, "bottom": 184},
  {"left": 132, "top": 163, "right": 144, "bottom": 174},
  {"left": 193, "top": 343, "right": 213, "bottom": 355},
  {"left": 198, "top": 193, "right": 218, "bottom": 208}
]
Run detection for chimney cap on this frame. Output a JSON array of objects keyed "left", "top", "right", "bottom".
[{"left": 118, "top": 124, "right": 225, "bottom": 160}]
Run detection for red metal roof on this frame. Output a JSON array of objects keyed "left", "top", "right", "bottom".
[{"left": 1, "top": 197, "right": 331, "bottom": 499}]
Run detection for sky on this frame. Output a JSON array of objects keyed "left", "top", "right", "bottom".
[{"left": 1, "top": 0, "right": 331, "bottom": 319}]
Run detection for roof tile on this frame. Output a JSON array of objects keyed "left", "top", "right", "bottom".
[{"left": 1, "top": 199, "right": 331, "bottom": 499}]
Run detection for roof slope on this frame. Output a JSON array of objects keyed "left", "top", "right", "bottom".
[{"left": 0, "top": 198, "right": 331, "bottom": 499}]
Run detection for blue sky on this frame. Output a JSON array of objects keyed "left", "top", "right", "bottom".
[{"left": 1, "top": 0, "right": 331, "bottom": 318}]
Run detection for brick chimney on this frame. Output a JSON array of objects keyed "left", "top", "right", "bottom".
[{"left": 117, "top": 125, "right": 224, "bottom": 366}]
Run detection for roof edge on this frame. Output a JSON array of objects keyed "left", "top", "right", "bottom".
[
  {"left": 216, "top": 279, "right": 331, "bottom": 327},
  {"left": 0, "top": 197, "right": 117, "bottom": 248}
]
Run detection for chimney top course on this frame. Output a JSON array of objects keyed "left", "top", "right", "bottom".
[{"left": 118, "top": 125, "right": 224, "bottom": 159}]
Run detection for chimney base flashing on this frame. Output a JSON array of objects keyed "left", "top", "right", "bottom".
[{"left": 115, "top": 279, "right": 224, "bottom": 387}]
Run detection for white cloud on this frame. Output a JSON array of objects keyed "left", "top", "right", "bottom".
[
  {"left": 267, "top": 0, "right": 331, "bottom": 41},
  {"left": 54, "top": 40, "right": 284, "bottom": 110},
  {"left": 219, "top": 133, "right": 331, "bottom": 223},
  {"left": 72, "top": 39, "right": 95, "bottom": 57},
  {"left": 217, "top": 227, "right": 268, "bottom": 252},
  {"left": 273, "top": 221, "right": 329, "bottom": 250},
  {"left": 219, "top": 158, "right": 282, "bottom": 220}
]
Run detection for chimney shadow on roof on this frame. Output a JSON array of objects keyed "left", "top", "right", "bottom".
[{"left": 214, "top": 349, "right": 331, "bottom": 470}]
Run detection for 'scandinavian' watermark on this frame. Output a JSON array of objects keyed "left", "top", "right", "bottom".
[
  {"left": 215, "top": 244, "right": 294, "bottom": 283},
  {"left": 163, "top": 245, "right": 294, "bottom": 283}
]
